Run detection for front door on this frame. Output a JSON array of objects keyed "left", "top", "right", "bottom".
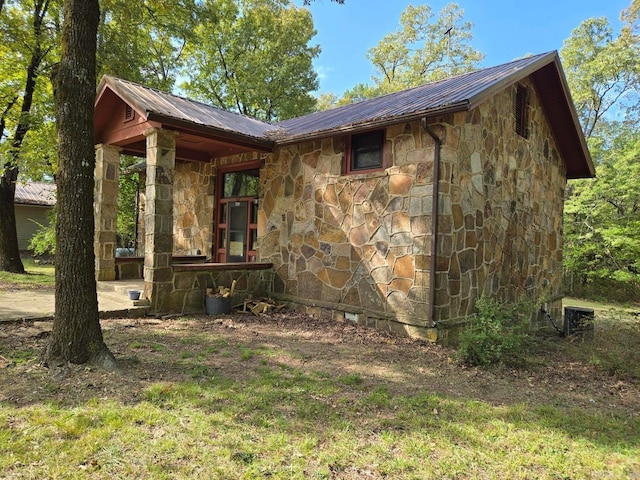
[{"left": 215, "top": 167, "right": 259, "bottom": 263}]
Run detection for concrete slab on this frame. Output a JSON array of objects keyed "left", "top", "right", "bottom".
[{"left": 0, "top": 280, "right": 148, "bottom": 323}]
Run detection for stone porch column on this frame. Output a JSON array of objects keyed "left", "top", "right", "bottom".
[
  {"left": 143, "top": 128, "right": 178, "bottom": 311},
  {"left": 94, "top": 144, "right": 121, "bottom": 281}
]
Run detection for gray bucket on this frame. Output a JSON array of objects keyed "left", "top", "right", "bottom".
[{"left": 205, "top": 296, "right": 231, "bottom": 315}]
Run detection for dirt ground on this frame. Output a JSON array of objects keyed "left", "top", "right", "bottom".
[{"left": 0, "top": 310, "right": 638, "bottom": 418}]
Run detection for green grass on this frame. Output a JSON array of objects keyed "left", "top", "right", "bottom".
[
  {"left": 2, "top": 330, "right": 639, "bottom": 478},
  {"left": 1, "top": 300, "right": 639, "bottom": 478},
  {"left": 1, "top": 370, "right": 638, "bottom": 479},
  {"left": 0, "top": 257, "right": 55, "bottom": 289}
]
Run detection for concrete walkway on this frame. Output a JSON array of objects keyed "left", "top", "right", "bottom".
[{"left": 0, "top": 279, "right": 149, "bottom": 323}]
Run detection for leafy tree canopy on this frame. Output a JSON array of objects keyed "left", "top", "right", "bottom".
[
  {"left": 560, "top": 11, "right": 640, "bottom": 139},
  {"left": 561, "top": 1, "right": 640, "bottom": 300},
  {"left": 182, "top": 0, "right": 320, "bottom": 121},
  {"left": 320, "top": 3, "right": 484, "bottom": 108}
]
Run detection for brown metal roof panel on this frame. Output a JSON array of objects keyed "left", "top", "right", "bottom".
[
  {"left": 100, "top": 76, "right": 275, "bottom": 140},
  {"left": 276, "top": 52, "right": 555, "bottom": 140}
]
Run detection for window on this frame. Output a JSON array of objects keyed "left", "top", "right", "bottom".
[
  {"left": 215, "top": 164, "right": 260, "bottom": 263},
  {"left": 347, "top": 130, "right": 385, "bottom": 173},
  {"left": 515, "top": 85, "right": 529, "bottom": 138}
]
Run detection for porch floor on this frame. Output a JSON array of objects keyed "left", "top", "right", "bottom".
[{"left": 0, "top": 279, "right": 147, "bottom": 323}]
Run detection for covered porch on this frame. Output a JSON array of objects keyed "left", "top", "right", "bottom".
[{"left": 93, "top": 76, "right": 274, "bottom": 314}]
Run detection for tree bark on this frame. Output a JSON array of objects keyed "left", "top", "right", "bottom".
[
  {"left": 0, "top": 168, "right": 24, "bottom": 273},
  {"left": 44, "top": 0, "right": 116, "bottom": 369},
  {"left": 0, "top": 0, "right": 50, "bottom": 274}
]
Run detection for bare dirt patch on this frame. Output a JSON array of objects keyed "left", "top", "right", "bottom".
[{"left": 1, "top": 310, "right": 638, "bottom": 417}]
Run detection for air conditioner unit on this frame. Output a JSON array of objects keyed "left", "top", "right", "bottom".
[{"left": 563, "top": 306, "right": 594, "bottom": 337}]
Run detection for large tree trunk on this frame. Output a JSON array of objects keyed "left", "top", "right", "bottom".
[{"left": 44, "top": 0, "right": 115, "bottom": 369}]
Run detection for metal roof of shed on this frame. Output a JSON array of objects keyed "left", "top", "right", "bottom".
[{"left": 15, "top": 182, "right": 56, "bottom": 206}]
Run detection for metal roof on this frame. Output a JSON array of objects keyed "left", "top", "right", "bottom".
[
  {"left": 95, "top": 51, "right": 593, "bottom": 178},
  {"left": 97, "top": 76, "right": 275, "bottom": 142},
  {"left": 275, "top": 52, "right": 557, "bottom": 141},
  {"left": 15, "top": 182, "right": 56, "bottom": 206}
]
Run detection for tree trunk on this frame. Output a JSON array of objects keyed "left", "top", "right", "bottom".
[
  {"left": 44, "top": 0, "right": 115, "bottom": 369},
  {"left": 0, "top": 0, "right": 50, "bottom": 274},
  {"left": 0, "top": 167, "right": 25, "bottom": 273}
]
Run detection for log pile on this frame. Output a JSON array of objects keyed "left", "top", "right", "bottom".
[
  {"left": 241, "top": 298, "right": 286, "bottom": 316},
  {"left": 206, "top": 280, "right": 236, "bottom": 298}
]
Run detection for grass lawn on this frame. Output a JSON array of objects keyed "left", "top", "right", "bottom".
[
  {"left": 0, "top": 258, "right": 54, "bottom": 290},
  {"left": 1, "top": 306, "right": 639, "bottom": 479}
]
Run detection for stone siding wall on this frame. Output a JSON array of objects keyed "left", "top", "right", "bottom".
[
  {"left": 172, "top": 162, "right": 215, "bottom": 257},
  {"left": 259, "top": 121, "right": 438, "bottom": 338},
  {"left": 176, "top": 79, "right": 567, "bottom": 339},
  {"left": 168, "top": 266, "right": 273, "bottom": 314},
  {"left": 432, "top": 79, "right": 566, "bottom": 331}
]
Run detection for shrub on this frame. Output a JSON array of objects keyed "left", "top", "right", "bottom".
[
  {"left": 455, "top": 295, "right": 534, "bottom": 367},
  {"left": 29, "top": 210, "right": 56, "bottom": 256}
]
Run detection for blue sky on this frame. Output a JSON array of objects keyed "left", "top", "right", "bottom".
[{"left": 296, "top": 0, "right": 631, "bottom": 96}]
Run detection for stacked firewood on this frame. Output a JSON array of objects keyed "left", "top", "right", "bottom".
[
  {"left": 206, "top": 280, "right": 236, "bottom": 298},
  {"left": 242, "top": 298, "right": 286, "bottom": 315}
]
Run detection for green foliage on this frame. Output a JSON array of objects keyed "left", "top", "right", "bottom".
[
  {"left": 563, "top": 127, "right": 640, "bottom": 299},
  {"left": 321, "top": 3, "right": 484, "bottom": 107},
  {"left": 561, "top": 5, "right": 640, "bottom": 301},
  {"left": 117, "top": 156, "right": 141, "bottom": 249},
  {"left": 182, "top": 0, "right": 319, "bottom": 121},
  {"left": 560, "top": 14, "right": 640, "bottom": 139},
  {"left": 455, "top": 295, "right": 534, "bottom": 367},
  {"left": 0, "top": 0, "right": 60, "bottom": 179},
  {"left": 97, "top": 0, "right": 198, "bottom": 90},
  {"left": 28, "top": 208, "right": 56, "bottom": 256}
]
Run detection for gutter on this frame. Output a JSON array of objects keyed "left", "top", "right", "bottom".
[{"left": 421, "top": 118, "right": 442, "bottom": 327}]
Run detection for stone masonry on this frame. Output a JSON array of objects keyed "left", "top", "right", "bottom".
[
  {"left": 94, "top": 144, "right": 121, "bottom": 281},
  {"left": 118, "top": 79, "right": 566, "bottom": 339},
  {"left": 254, "top": 78, "right": 566, "bottom": 340},
  {"left": 432, "top": 79, "right": 566, "bottom": 335}
]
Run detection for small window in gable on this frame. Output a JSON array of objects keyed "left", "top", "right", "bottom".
[
  {"left": 515, "top": 85, "right": 529, "bottom": 138},
  {"left": 347, "top": 130, "right": 385, "bottom": 174},
  {"left": 124, "top": 104, "right": 135, "bottom": 122}
]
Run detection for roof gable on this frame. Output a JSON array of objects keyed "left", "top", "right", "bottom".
[{"left": 94, "top": 51, "right": 593, "bottom": 178}]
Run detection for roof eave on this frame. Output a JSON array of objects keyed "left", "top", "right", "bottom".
[
  {"left": 145, "top": 112, "right": 274, "bottom": 152},
  {"left": 530, "top": 59, "right": 595, "bottom": 179}
]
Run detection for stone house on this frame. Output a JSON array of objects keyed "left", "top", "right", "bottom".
[
  {"left": 14, "top": 182, "right": 56, "bottom": 251},
  {"left": 93, "top": 51, "right": 593, "bottom": 341}
]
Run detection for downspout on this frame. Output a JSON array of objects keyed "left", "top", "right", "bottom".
[{"left": 421, "top": 118, "right": 442, "bottom": 327}]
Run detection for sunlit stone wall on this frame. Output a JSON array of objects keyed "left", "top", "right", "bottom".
[
  {"left": 431, "top": 80, "right": 566, "bottom": 333},
  {"left": 259, "top": 120, "right": 438, "bottom": 339},
  {"left": 258, "top": 79, "right": 566, "bottom": 340},
  {"left": 172, "top": 162, "right": 215, "bottom": 257}
]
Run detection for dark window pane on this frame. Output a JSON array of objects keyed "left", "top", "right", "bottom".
[
  {"left": 351, "top": 130, "right": 384, "bottom": 170},
  {"left": 223, "top": 170, "right": 259, "bottom": 198}
]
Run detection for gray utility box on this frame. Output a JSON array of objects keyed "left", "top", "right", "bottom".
[{"left": 563, "top": 306, "right": 594, "bottom": 337}]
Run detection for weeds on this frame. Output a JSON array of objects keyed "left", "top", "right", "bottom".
[{"left": 455, "top": 295, "right": 534, "bottom": 367}]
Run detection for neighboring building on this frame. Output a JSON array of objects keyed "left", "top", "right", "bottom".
[
  {"left": 14, "top": 182, "right": 56, "bottom": 251},
  {"left": 93, "top": 51, "right": 594, "bottom": 341}
]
